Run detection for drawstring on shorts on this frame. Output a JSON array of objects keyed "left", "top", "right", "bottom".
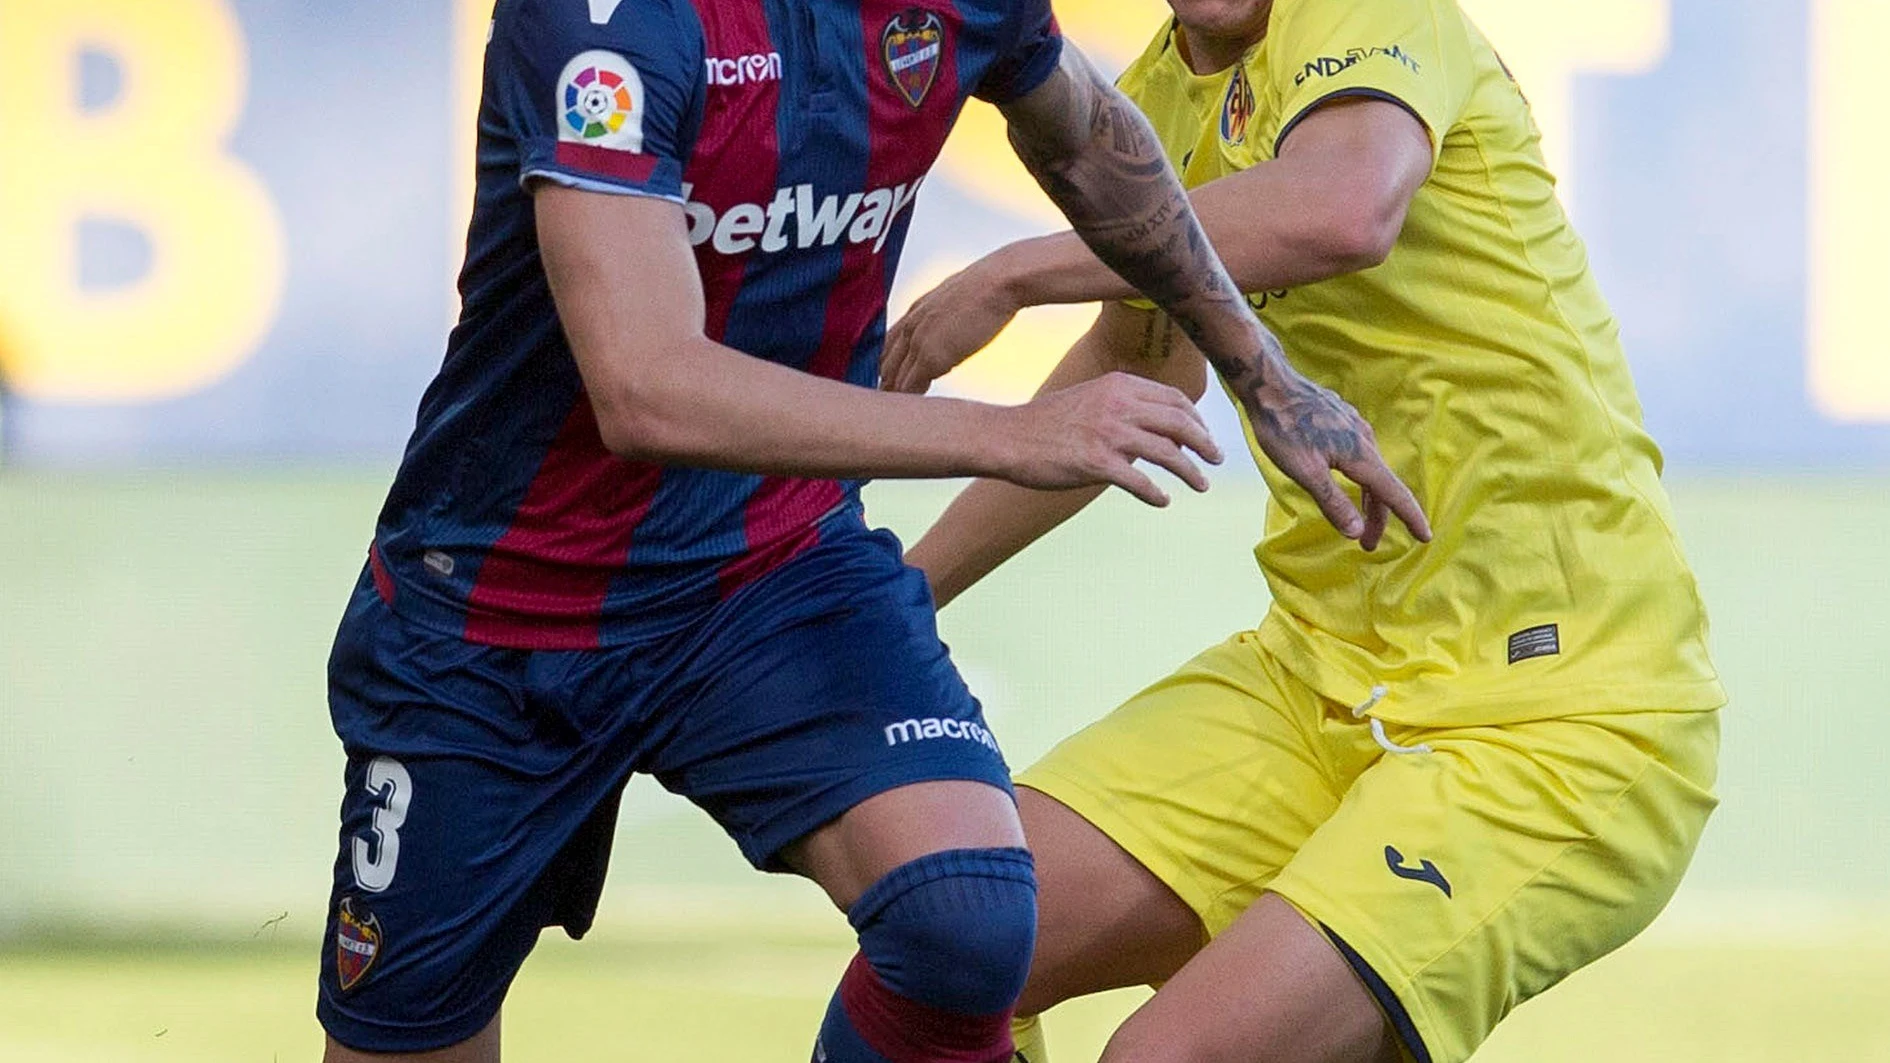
[{"left": 1351, "top": 684, "right": 1432, "bottom": 756}]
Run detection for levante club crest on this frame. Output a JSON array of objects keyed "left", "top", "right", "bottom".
[
  {"left": 335, "top": 897, "right": 384, "bottom": 992},
  {"left": 882, "top": 8, "right": 945, "bottom": 108}
]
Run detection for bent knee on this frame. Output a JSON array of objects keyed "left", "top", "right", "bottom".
[{"left": 850, "top": 847, "right": 1038, "bottom": 1014}]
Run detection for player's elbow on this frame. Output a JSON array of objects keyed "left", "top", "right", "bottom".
[
  {"left": 1316, "top": 198, "right": 1403, "bottom": 273},
  {"left": 589, "top": 378, "right": 692, "bottom": 464},
  {"left": 584, "top": 338, "right": 714, "bottom": 463},
  {"left": 1315, "top": 163, "right": 1422, "bottom": 273},
  {"left": 592, "top": 420, "right": 645, "bottom": 463},
  {"left": 591, "top": 398, "right": 662, "bottom": 462}
]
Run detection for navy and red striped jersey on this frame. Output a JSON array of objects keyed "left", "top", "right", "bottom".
[{"left": 369, "top": 0, "right": 1061, "bottom": 649}]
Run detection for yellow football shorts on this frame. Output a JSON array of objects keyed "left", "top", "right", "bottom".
[{"left": 1017, "top": 631, "right": 1720, "bottom": 1063}]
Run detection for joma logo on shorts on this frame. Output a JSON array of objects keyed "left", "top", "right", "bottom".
[
  {"left": 1385, "top": 845, "right": 1452, "bottom": 898},
  {"left": 884, "top": 717, "right": 1000, "bottom": 753}
]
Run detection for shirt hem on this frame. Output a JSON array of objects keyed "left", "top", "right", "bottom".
[
  {"left": 1253, "top": 615, "right": 1729, "bottom": 727},
  {"left": 370, "top": 501, "right": 869, "bottom": 652}
]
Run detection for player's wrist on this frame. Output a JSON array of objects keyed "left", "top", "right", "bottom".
[
  {"left": 993, "top": 235, "right": 1103, "bottom": 310},
  {"left": 1214, "top": 319, "right": 1298, "bottom": 402},
  {"left": 979, "top": 245, "right": 1035, "bottom": 314},
  {"left": 952, "top": 399, "right": 1028, "bottom": 482}
]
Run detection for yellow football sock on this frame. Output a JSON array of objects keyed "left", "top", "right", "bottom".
[{"left": 1011, "top": 1014, "right": 1048, "bottom": 1063}]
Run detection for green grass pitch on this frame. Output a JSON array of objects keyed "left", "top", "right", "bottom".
[
  {"left": 2, "top": 472, "right": 1888, "bottom": 1059},
  {"left": 4, "top": 929, "right": 1889, "bottom": 1060}
]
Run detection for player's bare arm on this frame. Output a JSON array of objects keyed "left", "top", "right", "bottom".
[
  {"left": 884, "top": 97, "right": 1431, "bottom": 391},
  {"left": 924, "top": 54, "right": 1429, "bottom": 542},
  {"left": 906, "top": 302, "right": 1207, "bottom": 607},
  {"left": 534, "top": 184, "right": 1221, "bottom": 507}
]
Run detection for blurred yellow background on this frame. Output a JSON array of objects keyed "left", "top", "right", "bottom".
[
  {"left": 0, "top": 0, "right": 1886, "bottom": 1059},
  {"left": 0, "top": 0, "right": 1882, "bottom": 422}
]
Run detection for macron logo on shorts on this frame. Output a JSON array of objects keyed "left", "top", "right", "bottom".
[{"left": 884, "top": 717, "right": 1000, "bottom": 753}]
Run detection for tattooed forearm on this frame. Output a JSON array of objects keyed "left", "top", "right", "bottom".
[
  {"left": 998, "top": 44, "right": 1427, "bottom": 541},
  {"left": 1001, "top": 46, "right": 1279, "bottom": 405},
  {"left": 1095, "top": 91, "right": 1156, "bottom": 158},
  {"left": 1118, "top": 199, "right": 1181, "bottom": 246}
]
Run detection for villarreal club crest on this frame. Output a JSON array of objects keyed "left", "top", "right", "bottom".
[
  {"left": 1221, "top": 64, "right": 1255, "bottom": 146},
  {"left": 882, "top": 8, "right": 945, "bottom": 108},
  {"left": 334, "top": 896, "right": 384, "bottom": 992}
]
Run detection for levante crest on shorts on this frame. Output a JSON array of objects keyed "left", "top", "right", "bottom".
[
  {"left": 335, "top": 896, "right": 383, "bottom": 992},
  {"left": 1221, "top": 65, "right": 1255, "bottom": 146},
  {"left": 882, "top": 8, "right": 945, "bottom": 108}
]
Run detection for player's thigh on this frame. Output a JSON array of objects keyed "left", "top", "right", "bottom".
[
  {"left": 1013, "top": 633, "right": 1374, "bottom": 1009},
  {"left": 645, "top": 526, "right": 1019, "bottom": 899},
  {"left": 1099, "top": 893, "right": 1400, "bottom": 1063},
  {"left": 319, "top": 578, "right": 630, "bottom": 1056},
  {"left": 1011, "top": 786, "right": 1205, "bottom": 1016},
  {"left": 1268, "top": 708, "right": 1721, "bottom": 1063},
  {"left": 789, "top": 778, "right": 1024, "bottom": 908}
]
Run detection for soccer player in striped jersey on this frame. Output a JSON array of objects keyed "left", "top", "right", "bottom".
[{"left": 316, "top": 0, "right": 1423, "bottom": 1060}]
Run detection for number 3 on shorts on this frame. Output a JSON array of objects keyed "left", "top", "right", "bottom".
[{"left": 351, "top": 756, "right": 412, "bottom": 893}]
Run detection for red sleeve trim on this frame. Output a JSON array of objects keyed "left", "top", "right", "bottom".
[{"left": 553, "top": 142, "right": 661, "bottom": 183}]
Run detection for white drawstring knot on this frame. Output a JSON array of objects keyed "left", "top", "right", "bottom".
[
  {"left": 1351, "top": 684, "right": 1432, "bottom": 755},
  {"left": 1350, "top": 685, "right": 1389, "bottom": 718}
]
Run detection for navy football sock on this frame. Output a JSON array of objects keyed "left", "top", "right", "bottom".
[{"left": 812, "top": 847, "right": 1037, "bottom": 1063}]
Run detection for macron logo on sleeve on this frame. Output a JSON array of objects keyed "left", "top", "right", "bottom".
[{"left": 884, "top": 717, "right": 1001, "bottom": 754}]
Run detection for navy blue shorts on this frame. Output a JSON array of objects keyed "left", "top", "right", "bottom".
[{"left": 316, "top": 526, "right": 1011, "bottom": 1052}]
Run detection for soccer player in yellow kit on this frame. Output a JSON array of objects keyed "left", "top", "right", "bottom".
[{"left": 881, "top": 1, "right": 1727, "bottom": 1061}]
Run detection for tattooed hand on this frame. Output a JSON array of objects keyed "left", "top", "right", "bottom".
[
  {"left": 998, "top": 43, "right": 1430, "bottom": 545},
  {"left": 1234, "top": 330, "right": 1430, "bottom": 548}
]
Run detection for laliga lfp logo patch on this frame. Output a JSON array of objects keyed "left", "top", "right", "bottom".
[
  {"left": 1221, "top": 65, "right": 1255, "bottom": 146},
  {"left": 334, "top": 896, "right": 384, "bottom": 992},
  {"left": 558, "top": 49, "right": 646, "bottom": 152},
  {"left": 882, "top": 9, "right": 945, "bottom": 108}
]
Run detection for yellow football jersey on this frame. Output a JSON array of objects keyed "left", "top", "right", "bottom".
[{"left": 1118, "top": 0, "right": 1726, "bottom": 726}]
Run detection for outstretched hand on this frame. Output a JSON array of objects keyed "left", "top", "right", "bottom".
[
  {"left": 883, "top": 261, "right": 1019, "bottom": 395},
  {"left": 999, "top": 371, "right": 1223, "bottom": 508},
  {"left": 1246, "top": 368, "right": 1430, "bottom": 549}
]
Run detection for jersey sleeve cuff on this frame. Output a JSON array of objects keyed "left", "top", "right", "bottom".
[
  {"left": 976, "top": 32, "right": 1065, "bottom": 104},
  {"left": 1274, "top": 86, "right": 1439, "bottom": 162},
  {"left": 518, "top": 142, "right": 685, "bottom": 201},
  {"left": 520, "top": 168, "right": 687, "bottom": 203}
]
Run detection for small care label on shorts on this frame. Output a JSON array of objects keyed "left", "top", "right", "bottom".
[{"left": 1507, "top": 624, "right": 1560, "bottom": 664}]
